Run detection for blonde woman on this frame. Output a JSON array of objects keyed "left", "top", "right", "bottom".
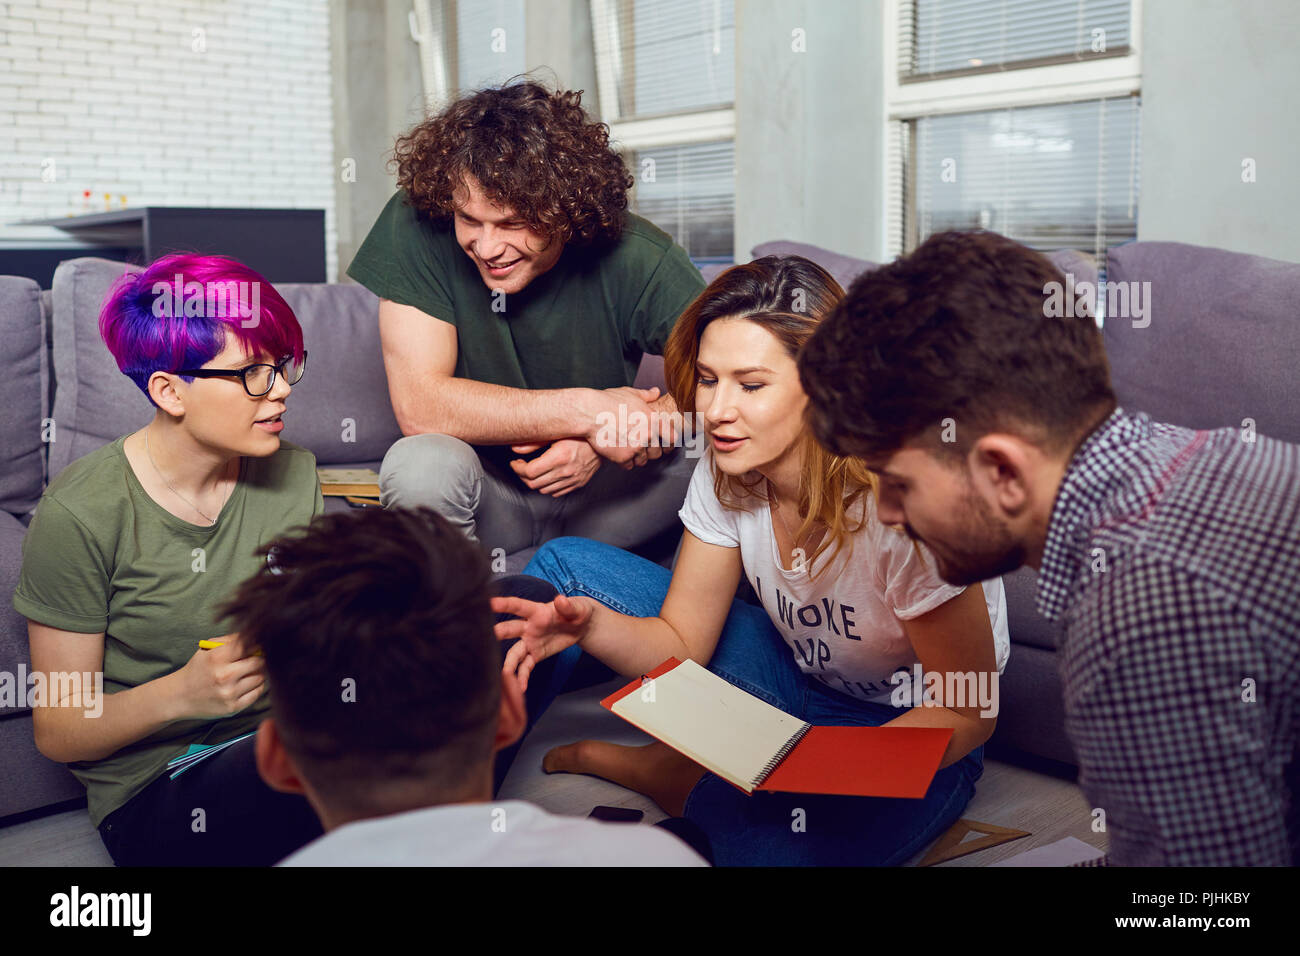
[{"left": 493, "top": 256, "right": 1010, "bottom": 866}]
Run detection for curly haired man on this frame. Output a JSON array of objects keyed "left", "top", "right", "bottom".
[{"left": 348, "top": 80, "right": 705, "bottom": 560}]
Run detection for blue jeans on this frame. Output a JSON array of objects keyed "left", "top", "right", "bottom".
[{"left": 526, "top": 537, "right": 984, "bottom": 866}]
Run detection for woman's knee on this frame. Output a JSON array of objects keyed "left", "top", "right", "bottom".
[
  {"left": 525, "top": 536, "right": 624, "bottom": 589},
  {"left": 527, "top": 536, "right": 672, "bottom": 618},
  {"left": 524, "top": 536, "right": 580, "bottom": 587}
]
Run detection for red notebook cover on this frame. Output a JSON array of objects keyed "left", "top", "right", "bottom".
[{"left": 601, "top": 658, "right": 952, "bottom": 799}]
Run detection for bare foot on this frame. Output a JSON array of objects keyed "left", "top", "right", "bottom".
[{"left": 543, "top": 740, "right": 705, "bottom": 817}]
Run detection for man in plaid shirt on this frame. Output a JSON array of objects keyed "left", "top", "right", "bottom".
[{"left": 798, "top": 230, "right": 1298, "bottom": 866}]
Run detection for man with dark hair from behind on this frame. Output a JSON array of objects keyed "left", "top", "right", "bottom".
[
  {"left": 215, "top": 506, "right": 708, "bottom": 866},
  {"left": 798, "top": 229, "right": 1299, "bottom": 866}
]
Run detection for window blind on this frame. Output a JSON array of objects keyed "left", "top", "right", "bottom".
[
  {"left": 886, "top": 120, "right": 913, "bottom": 259},
  {"left": 911, "top": 95, "right": 1140, "bottom": 257},
  {"left": 901, "top": 0, "right": 1131, "bottom": 78},
  {"left": 457, "top": 0, "right": 527, "bottom": 91},
  {"left": 592, "top": 0, "right": 735, "bottom": 119},
  {"left": 632, "top": 140, "right": 735, "bottom": 260}
]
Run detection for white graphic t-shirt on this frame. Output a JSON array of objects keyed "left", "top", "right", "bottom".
[{"left": 677, "top": 453, "right": 1010, "bottom": 705}]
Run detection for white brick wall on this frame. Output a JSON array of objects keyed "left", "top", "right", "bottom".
[{"left": 0, "top": 0, "right": 338, "bottom": 280}]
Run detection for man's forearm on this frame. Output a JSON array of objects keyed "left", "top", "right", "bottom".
[{"left": 403, "top": 377, "right": 598, "bottom": 444}]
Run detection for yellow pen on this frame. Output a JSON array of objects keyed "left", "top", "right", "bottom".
[{"left": 198, "top": 640, "right": 263, "bottom": 656}]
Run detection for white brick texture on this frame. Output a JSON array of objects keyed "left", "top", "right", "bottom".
[{"left": 1, "top": 0, "right": 338, "bottom": 280}]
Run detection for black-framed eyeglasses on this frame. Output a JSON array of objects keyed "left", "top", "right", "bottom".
[{"left": 176, "top": 351, "right": 307, "bottom": 397}]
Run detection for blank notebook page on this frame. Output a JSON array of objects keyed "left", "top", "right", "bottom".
[{"left": 609, "top": 658, "right": 809, "bottom": 792}]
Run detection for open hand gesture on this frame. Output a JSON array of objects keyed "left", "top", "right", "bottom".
[{"left": 491, "top": 593, "right": 595, "bottom": 692}]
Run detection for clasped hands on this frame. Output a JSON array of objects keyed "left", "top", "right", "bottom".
[{"left": 508, "top": 385, "right": 679, "bottom": 497}]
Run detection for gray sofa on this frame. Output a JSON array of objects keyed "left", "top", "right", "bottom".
[{"left": 4, "top": 238, "right": 1298, "bottom": 822}]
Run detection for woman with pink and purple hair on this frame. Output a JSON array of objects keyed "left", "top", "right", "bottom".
[{"left": 13, "top": 253, "right": 324, "bottom": 865}]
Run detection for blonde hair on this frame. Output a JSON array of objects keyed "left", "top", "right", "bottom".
[{"left": 664, "top": 256, "right": 883, "bottom": 578}]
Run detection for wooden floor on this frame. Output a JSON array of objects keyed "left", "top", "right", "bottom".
[{"left": 0, "top": 678, "right": 1106, "bottom": 866}]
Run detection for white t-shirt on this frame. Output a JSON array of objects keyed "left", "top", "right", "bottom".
[
  {"left": 678, "top": 453, "right": 1010, "bottom": 705},
  {"left": 278, "top": 800, "right": 709, "bottom": 867}
]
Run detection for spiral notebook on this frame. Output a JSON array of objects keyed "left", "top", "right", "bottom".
[
  {"left": 601, "top": 658, "right": 953, "bottom": 798},
  {"left": 164, "top": 730, "right": 257, "bottom": 780}
]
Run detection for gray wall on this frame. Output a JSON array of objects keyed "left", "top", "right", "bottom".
[
  {"left": 1138, "top": 0, "right": 1300, "bottom": 261},
  {"left": 525, "top": 0, "right": 600, "bottom": 109},
  {"left": 734, "top": 0, "right": 886, "bottom": 263},
  {"left": 330, "top": 0, "right": 427, "bottom": 283}
]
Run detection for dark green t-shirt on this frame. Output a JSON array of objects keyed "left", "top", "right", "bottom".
[
  {"left": 346, "top": 189, "right": 706, "bottom": 391},
  {"left": 11, "top": 436, "right": 323, "bottom": 826}
]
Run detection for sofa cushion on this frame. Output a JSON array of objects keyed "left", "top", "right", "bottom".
[
  {"left": 632, "top": 353, "right": 667, "bottom": 392},
  {"left": 751, "top": 240, "right": 877, "bottom": 291},
  {"left": 0, "top": 510, "right": 33, "bottom": 713},
  {"left": 0, "top": 713, "right": 85, "bottom": 819},
  {"left": 0, "top": 276, "right": 48, "bottom": 517},
  {"left": 48, "top": 258, "right": 156, "bottom": 480},
  {"left": 1002, "top": 565, "right": 1066, "bottom": 652},
  {"left": 699, "top": 263, "right": 729, "bottom": 284},
  {"left": 46, "top": 258, "right": 407, "bottom": 477},
  {"left": 752, "top": 241, "right": 1097, "bottom": 289},
  {"left": 747, "top": 242, "right": 1095, "bottom": 300},
  {"left": 1103, "top": 241, "right": 1300, "bottom": 444},
  {"left": 986, "top": 639, "right": 1077, "bottom": 767},
  {"left": 1046, "top": 248, "right": 1099, "bottom": 291},
  {"left": 264, "top": 281, "right": 403, "bottom": 465}
]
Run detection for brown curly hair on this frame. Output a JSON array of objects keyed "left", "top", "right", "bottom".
[{"left": 391, "top": 79, "right": 634, "bottom": 248}]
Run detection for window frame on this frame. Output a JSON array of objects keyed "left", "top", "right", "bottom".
[
  {"left": 589, "top": 0, "right": 737, "bottom": 262},
  {"left": 881, "top": 0, "right": 1143, "bottom": 257},
  {"left": 589, "top": 0, "right": 737, "bottom": 142}
]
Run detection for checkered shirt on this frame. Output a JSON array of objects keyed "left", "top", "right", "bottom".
[{"left": 1036, "top": 407, "right": 1300, "bottom": 866}]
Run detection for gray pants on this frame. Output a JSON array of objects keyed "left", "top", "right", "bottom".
[{"left": 378, "top": 434, "right": 695, "bottom": 557}]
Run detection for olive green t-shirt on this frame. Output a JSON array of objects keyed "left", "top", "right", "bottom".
[
  {"left": 11, "top": 436, "right": 323, "bottom": 826},
  {"left": 346, "top": 189, "right": 707, "bottom": 391}
]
